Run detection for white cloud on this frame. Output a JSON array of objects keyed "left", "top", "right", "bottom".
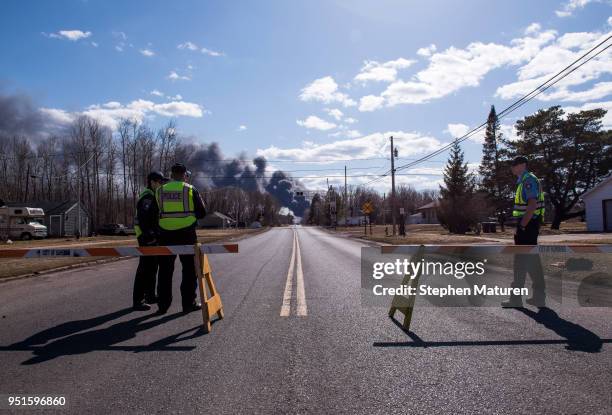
[
  {"left": 257, "top": 130, "right": 443, "bottom": 162},
  {"left": 168, "top": 71, "right": 191, "bottom": 81},
  {"left": 42, "top": 99, "right": 206, "bottom": 131},
  {"left": 417, "top": 44, "right": 437, "bottom": 57},
  {"left": 496, "top": 30, "right": 612, "bottom": 102},
  {"left": 140, "top": 48, "right": 155, "bottom": 57},
  {"left": 358, "top": 95, "right": 385, "bottom": 112},
  {"left": 150, "top": 89, "right": 164, "bottom": 97},
  {"left": 564, "top": 100, "right": 612, "bottom": 128},
  {"left": 91, "top": 41, "right": 98, "bottom": 47},
  {"left": 359, "top": 26, "right": 557, "bottom": 110},
  {"left": 499, "top": 123, "right": 520, "bottom": 142},
  {"left": 299, "top": 76, "right": 356, "bottom": 107},
  {"left": 113, "top": 31, "right": 128, "bottom": 52},
  {"left": 354, "top": 58, "right": 415, "bottom": 83},
  {"left": 525, "top": 23, "right": 542, "bottom": 35},
  {"left": 40, "top": 108, "right": 77, "bottom": 125},
  {"left": 178, "top": 41, "right": 199, "bottom": 51},
  {"left": 608, "top": 16, "right": 612, "bottom": 26},
  {"left": 445, "top": 123, "right": 470, "bottom": 138},
  {"left": 555, "top": 0, "right": 598, "bottom": 17},
  {"left": 329, "top": 129, "right": 361, "bottom": 138},
  {"left": 296, "top": 115, "right": 337, "bottom": 130},
  {"left": 167, "top": 94, "right": 183, "bottom": 101},
  {"left": 46, "top": 30, "right": 92, "bottom": 41},
  {"left": 344, "top": 117, "right": 358, "bottom": 124},
  {"left": 237, "top": 125, "right": 247, "bottom": 131},
  {"left": 325, "top": 108, "right": 344, "bottom": 121},
  {"left": 178, "top": 41, "right": 224, "bottom": 56},
  {"left": 201, "top": 47, "right": 224, "bottom": 57}
]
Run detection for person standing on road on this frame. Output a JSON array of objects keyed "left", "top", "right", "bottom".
[
  {"left": 502, "top": 156, "right": 546, "bottom": 308},
  {"left": 155, "top": 163, "right": 207, "bottom": 315},
  {"left": 132, "top": 171, "right": 168, "bottom": 311}
]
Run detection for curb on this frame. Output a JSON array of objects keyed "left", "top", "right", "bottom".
[
  {"left": 0, "top": 256, "right": 130, "bottom": 284},
  {"left": 0, "top": 227, "right": 270, "bottom": 284}
]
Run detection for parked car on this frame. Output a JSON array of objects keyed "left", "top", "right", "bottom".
[{"left": 97, "top": 223, "right": 129, "bottom": 236}]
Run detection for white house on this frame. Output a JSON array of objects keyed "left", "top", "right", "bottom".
[{"left": 582, "top": 176, "right": 612, "bottom": 232}]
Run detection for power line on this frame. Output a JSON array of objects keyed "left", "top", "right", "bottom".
[{"left": 394, "top": 33, "right": 612, "bottom": 173}]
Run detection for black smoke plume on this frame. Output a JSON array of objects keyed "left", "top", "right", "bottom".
[
  {"left": 0, "top": 91, "right": 44, "bottom": 138},
  {"left": 185, "top": 143, "right": 309, "bottom": 217}
]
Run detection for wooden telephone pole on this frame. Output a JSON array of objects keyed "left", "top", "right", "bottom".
[{"left": 390, "top": 136, "right": 397, "bottom": 236}]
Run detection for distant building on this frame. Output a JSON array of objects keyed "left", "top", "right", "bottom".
[
  {"left": 199, "top": 211, "right": 236, "bottom": 229},
  {"left": 407, "top": 213, "right": 424, "bottom": 224},
  {"left": 415, "top": 200, "right": 439, "bottom": 224},
  {"left": 6, "top": 200, "right": 89, "bottom": 237},
  {"left": 582, "top": 176, "right": 612, "bottom": 232},
  {"left": 345, "top": 216, "right": 366, "bottom": 226}
]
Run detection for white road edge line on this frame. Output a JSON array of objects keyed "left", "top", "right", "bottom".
[
  {"left": 295, "top": 229, "right": 307, "bottom": 316},
  {"left": 280, "top": 228, "right": 296, "bottom": 317}
]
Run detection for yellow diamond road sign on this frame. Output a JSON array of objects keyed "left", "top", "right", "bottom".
[{"left": 362, "top": 201, "right": 373, "bottom": 214}]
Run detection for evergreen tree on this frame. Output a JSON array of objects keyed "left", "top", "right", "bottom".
[
  {"left": 437, "top": 141, "right": 477, "bottom": 234},
  {"left": 510, "top": 106, "right": 612, "bottom": 229},
  {"left": 479, "top": 105, "right": 512, "bottom": 212}
]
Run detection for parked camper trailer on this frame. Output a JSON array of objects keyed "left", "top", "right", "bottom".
[{"left": 0, "top": 206, "right": 48, "bottom": 240}]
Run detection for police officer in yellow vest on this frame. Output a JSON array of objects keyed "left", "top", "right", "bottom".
[
  {"left": 133, "top": 171, "right": 168, "bottom": 311},
  {"left": 155, "top": 163, "right": 207, "bottom": 315},
  {"left": 502, "top": 156, "right": 546, "bottom": 308}
]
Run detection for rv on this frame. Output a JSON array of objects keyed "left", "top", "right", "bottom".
[{"left": 0, "top": 206, "right": 48, "bottom": 240}]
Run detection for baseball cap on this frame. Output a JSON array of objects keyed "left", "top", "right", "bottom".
[
  {"left": 171, "top": 163, "right": 187, "bottom": 174},
  {"left": 511, "top": 156, "right": 528, "bottom": 166},
  {"left": 147, "top": 171, "right": 169, "bottom": 183}
]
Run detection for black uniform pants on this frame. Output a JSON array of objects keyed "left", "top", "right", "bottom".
[
  {"left": 133, "top": 239, "right": 158, "bottom": 305},
  {"left": 512, "top": 218, "right": 545, "bottom": 301},
  {"left": 156, "top": 230, "right": 198, "bottom": 310}
]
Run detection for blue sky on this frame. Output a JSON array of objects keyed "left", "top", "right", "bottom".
[{"left": 1, "top": 0, "right": 611, "bottom": 191}]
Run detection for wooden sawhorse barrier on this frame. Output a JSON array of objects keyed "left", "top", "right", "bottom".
[
  {"left": 194, "top": 243, "right": 225, "bottom": 334},
  {"left": 388, "top": 245, "right": 425, "bottom": 332}
]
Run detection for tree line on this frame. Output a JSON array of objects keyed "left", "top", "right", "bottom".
[
  {"left": 0, "top": 116, "right": 290, "bottom": 233},
  {"left": 305, "top": 184, "right": 437, "bottom": 226}
]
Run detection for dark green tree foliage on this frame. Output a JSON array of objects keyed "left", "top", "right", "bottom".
[
  {"left": 479, "top": 105, "right": 513, "bottom": 212},
  {"left": 509, "top": 106, "right": 611, "bottom": 229},
  {"left": 437, "top": 141, "right": 477, "bottom": 234}
]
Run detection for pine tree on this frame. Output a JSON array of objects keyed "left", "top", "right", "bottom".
[
  {"left": 440, "top": 141, "right": 474, "bottom": 200},
  {"left": 437, "top": 141, "right": 477, "bottom": 233},
  {"left": 479, "top": 105, "right": 510, "bottom": 210}
]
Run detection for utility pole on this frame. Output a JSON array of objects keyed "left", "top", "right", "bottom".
[
  {"left": 382, "top": 193, "right": 386, "bottom": 227},
  {"left": 24, "top": 164, "right": 30, "bottom": 203},
  {"left": 390, "top": 136, "right": 397, "bottom": 236},
  {"left": 344, "top": 165, "right": 347, "bottom": 227},
  {"left": 77, "top": 156, "right": 81, "bottom": 238}
]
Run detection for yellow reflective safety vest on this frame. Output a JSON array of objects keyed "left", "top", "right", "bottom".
[
  {"left": 134, "top": 188, "right": 155, "bottom": 238},
  {"left": 512, "top": 171, "right": 545, "bottom": 222},
  {"left": 156, "top": 181, "right": 196, "bottom": 231}
]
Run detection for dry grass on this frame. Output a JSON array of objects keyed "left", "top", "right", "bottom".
[
  {"left": 330, "top": 221, "right": 603, "bottom": 245},
  {"left": 0, "top": 227, "right": 266, "bottom": 280}
]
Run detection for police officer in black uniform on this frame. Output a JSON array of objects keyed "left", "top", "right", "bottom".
[
  {"left": 132, "top": 171, "right": 168, "bottom": 310},
  {"left": 155, "top": 163, "right": 207, "bottom": 315}
]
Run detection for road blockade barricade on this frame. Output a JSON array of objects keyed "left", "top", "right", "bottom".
[
  {"left": 387, "top": 246, "right": 425, "bottom": 331},
  {"left": 382, "top": 244, "right": 612, "bottom": 332},
  {"left": 0, "top": 243, "right": 239, "bottom": 333}
]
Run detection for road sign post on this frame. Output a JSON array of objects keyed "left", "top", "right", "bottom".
[{"left": 362, "top": 201, "right": 373, "bottom": 236}]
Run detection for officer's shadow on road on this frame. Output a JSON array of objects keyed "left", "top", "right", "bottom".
[
  {"left": 3, "top": 308, "right": 207, "bottom": 365},
  {"left": 378, "top": 307, "right": 609, "bottom": 353}
]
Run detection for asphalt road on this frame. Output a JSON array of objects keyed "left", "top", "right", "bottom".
[{"left": 0, "top": 226, "right": 611, "bottom": 414}]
